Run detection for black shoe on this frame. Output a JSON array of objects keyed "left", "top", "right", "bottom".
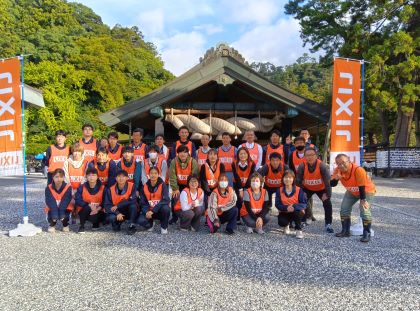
[
  {"left": 335, "top": 219, "right": 351, "bottom": 237},
  {"left": 311, "top": 216, "right": 317, "bottom": 221},
  {"left": 225, "top": 228, "right": 235, "bottom": 235},
  {"left": 92, "top": 223, "right": 100, "bottom": 231},
  {"left": 360, "top": 222, "right": 371, "bottom": 243},
  {"left": 169, "top": 217, "right": 178, "bottom": 225},
  {"left": 127, "top": 224, "right": 136, "bottom": 235},
  {"left": 112, "top": 224, "right": 121, "bottom": 232},
  {"left": 78, "top": 225, "right": 85, "bottom": 234}
]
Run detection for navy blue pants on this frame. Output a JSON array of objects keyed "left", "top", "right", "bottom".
[
  {"left": 108, "top": 204, "right": 138, "bottom": 229},
  {"left": 137, "top": 205, "right": 170, "bottom": 230},
  {"left": 214, "top": 208, "right": 238, "bottom": 232}
]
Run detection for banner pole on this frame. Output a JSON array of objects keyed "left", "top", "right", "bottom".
[
  {"left": 20, "top": 55, "right": 28, "bottom": 221},
  {"left": 360, "top": 60, "right": 365, "bottom": 165}
]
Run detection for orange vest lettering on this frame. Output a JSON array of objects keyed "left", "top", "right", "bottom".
[
  {"left": 68, "top": 161, "right": 87, "bottom": 190},
  {"left": 340, "top": 164, "right": 376, "bottom": 197},
  {"left": 174, "top": 187, "right": 203, "bottom": 212},
  {"left": 143, "top": 183, "right": 163, "bottom": 209},
  {"left": 48, "top": 145, "right": 69, "bottom": 172},
  {"left": 218, "top": 146, "right": 235, "bottom": 172},
  {"left": 211, "top": 187, "right": 234, "bottom": 216},
  {"left": 175, "top": 158, "right": 193, "bottom": 186},
  {"left": 81, "top": 184, "right": 105, "bottom": 210},
  {"left": 204, "top": 161, "right": 221, "bottom": 189},
  {"left": 120, "top": 160, "right": 136, "bottom": 183},
  {"left": 235, "top": 163, "right": 252, "bottom": 187},
  {"left": 196, "top": 148, "right": 208, "bottom": 167},
  {"left": 302, "top": 159, "right": 325, "bottom": 191},
  {"left": 265, "top": 164, "right": 284, "bottom": 188},
  {"left": 242, "top": 143, "right": 260, "bottom": 166},
  {"left": 94, "top": 161, "right": 110, "bottom": 186},
  {"left": 130, "top": 143, "right": 147, "bottom": 162},
  {"left": 240, "top": 188, "right": 267, "bottom": 217},
  {"left": 110, "top": 183, "right": 134, "bottom": 206}
]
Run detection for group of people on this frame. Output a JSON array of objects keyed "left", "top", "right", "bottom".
[{"left": 44, "top": 123, "right": 375, "bottom": 242}]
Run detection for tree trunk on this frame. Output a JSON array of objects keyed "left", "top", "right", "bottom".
[
  {"left": 378, "top": 109, "right": 389, "bottom": 144},
  {"left": 394, "top": 102, "right": 415, "bottom": 147},
  {"left": 415, "top": 103, "right": 420, "bottom": 147}
]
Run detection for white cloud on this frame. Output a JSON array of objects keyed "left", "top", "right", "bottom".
[
  {"left": 220, "top": 0, "right": 281, "bottom": 25},
  {"left": 159, "top": 31, "right": 207, "bottom": 76},
  {"left": 136, "top": 9, "right": 165, "bottom": 36},
  {"left": 232, "top": 18, "right": 311, "bottom": 66},
  {"left": 193, "top": 24, "right": 224, "bottom": 35}
]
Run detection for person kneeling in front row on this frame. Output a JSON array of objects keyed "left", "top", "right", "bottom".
[{"left": 137, "top": 167, "right": 170, "bottom": 234}]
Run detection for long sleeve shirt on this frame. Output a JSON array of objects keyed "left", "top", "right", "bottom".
[
  {"left": 296, "top": 161, "right": 331, "bottom": 197},
  {"left": 207, "top": 188, "right": 237, "bottom": 222},
  {"left": 239, "top": 142, "right": 263, "bottom": 168},
  {"left": 169, "top": 140, "right": 196, "bottom": 162},
  {"left": 141, "top": 158, "right": 167, "bottom": 185},
  {"left": 103, "top": 183, "right": 137, "bottom": 214},
  {"left": 45, "top": 182, "right": 73, "bottom": 219},
  {"left": 74, "top": 180, "right": 104, "bottom": 210},
  {"left": 243, "top": 189, "right": 270, "bottom": 220},
  {"left": 180, "top": 189, "right": 205, "bottom": 212},
  {"left": 139, "top": 178, "right": 170, "bottom": 214},
  {"left": 44, "top": 144, "right": 69, "bottom": 167},
  {"left": 88, "top": 160, "right": 117, "bottom": 187},
  {"left": 117, "top": 159, "right": 142, "bottom": 191},
  {"left": 168, "top": 156, "right": 199, "bottom": 191},
  {"left": 199, "top": 161, "right": 226, "bottom": 196},
  {"left": 275, "top": 186, "right": 307, "bottom": 212}
]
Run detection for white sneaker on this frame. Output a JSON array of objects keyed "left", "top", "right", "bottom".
[
  {"left": 246, "top": 227, "right": 253, "bottom": 234},
  {"left": 160, "top": 228, "right": 168, "bottom": 235},
  {"left": 180, "top": 228, "right": 188, "bottom": 232},
  {"left": 256, "top": 228, "right": 265, "bottom": 234},
  {"left": 62, "top": 226, "right": 70, "bottom": 233},
  {"left": 296, "top": 230, "right": 303, "bottom": 239},
  {"left": 147, "top": 222, "right": 155, "bottom": 232},
  {"left": 191, "top": 227, "right": 196, "bottom": 232},
  {"left": 47, "top": 226, "right": 55, "bottom": 233},
  {"left": 283, "top": 226, "right": 290, "bottom": 235}
]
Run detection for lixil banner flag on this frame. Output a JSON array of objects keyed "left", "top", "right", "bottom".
[
  {"left": 0, "top": 58, "right": 23, "bottom": 176},
  {"left": 330, "top": 58, "right": 361, "bottom": 171}
]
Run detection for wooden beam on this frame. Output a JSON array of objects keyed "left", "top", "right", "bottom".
[{"left": 164, "top": 108, "right": 280, "bottom": 116}]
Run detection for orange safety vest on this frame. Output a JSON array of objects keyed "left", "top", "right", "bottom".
[
  {"left": 108, "top": 144, "right": 122, "bottom": 162},
  {"left": 176, "top": 140, "right": 193, "bottom": 156},
  {"left": 130, "top": 143, "right": 147, "bottom": 163},
  {"left": 144, "top": 158, "right": 163, "bottom": 179},
  {"left": 174, "top": 187, "right": 203, "bottom": 212},
  {"left": 175, "top": 158, "right": 193, "bottom": 186},
  {"left": 292, "top": 151, "right": 306, "bottom": 171},
  {"left": 280, "top": 186, "right": 301, "bottom": 206},
  {"left": 204, "top": 161, "right": 221, "bottom": 190},
  {"left": 340, "top": 164, "right": 376, "bottom": 197},
  {"left": 265, "top": 144, "right": 284, "bottom": 165},
  {"left": 218, "top": 146, "right": 235, "bottom": 172},
  {"left": 208, "top": 187, "right": 234, "bottom": 216},
  {"left": 240, "top": 188, "right": 267, "bottom": 217},
  {"left": 234, "top": 162, "right": 253, "bottom": 187},
  {"left": 48, "top": 145, "right": 69, "bottom": 172},
  {"left": 68, "top": 161, "right": 87, "bottom": 190},
  {"left": 302, "top": 159, "right": 325, "bottom": 191},
  {"left": 265, "top": 164, "right": 284, "bottom": 188},
  {"left": 93, "top": 160, "right": 110, "bottom": 186},
  {"left": 79, "top": 184, "right": 105, "bottom": 213},
  {"left": 110, "top": 183, "right": 134, "bottom": 206},
  {"left": 196, "top": 148, "right": 209, "bottom": 167},
  {"left": 120, "top": 160, "right": 136, "bottom": 183},
  {"left": 143, "top": 182, "right": 163, "bottom": 209},
  {"left": 241, "top": 143, "right": 260, "bottom": 166},
  {"left": 44, "top": 183, "right": 73, "bottom": 213},
  {"left": 79, "top": 138, "right": 97, "bottom": 162}
]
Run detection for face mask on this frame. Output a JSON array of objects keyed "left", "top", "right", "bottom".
[
  {"left": 251, "top": 181, "right": 260, "bottom": 189},
  {"left": 149, "top": 152, "right": 157, "bottom": 160},
  {"left": 219, "top": 181, "right": 228, "bottom": 189},
  {"left": 296, "top": 146, "right": 305, "bottom": 151}
]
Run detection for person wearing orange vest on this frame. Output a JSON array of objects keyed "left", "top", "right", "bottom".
[
  {"left": 88, "top": 147, "right": 117, "bottom": 187},
  {"left": 138, "top": 167, "right": 170, "bottom": 234},
  {"left": 141, "top": 145, "right": 167, "bottom": 185},
  {"left": 195, "top": 133, "right": 211, "bottom": 167},
  {"left": 296, "top": 148, "right": 333, "bottom": 233},
  {"left": 331, "top": 154, "right": 376, "bottom": 242},
  {"left": 45, "top": 130, "right": 70, "bottom": 184},
  {"left": 207, "top": 173, "right": 238, "bottom": 234},
  {"left": 104, "top": 169, "right": 138, "bottom": 234},
  {"left": 168, "top": 145, "right": 199, "bottom": 224},
  {"left": 275, "top": 170, "right": 307, "bottom": 239},
  {"left": 257, "top": 152, "right": 286, "bottom": 197},
  {"left": 169, "top": 126, "right": 196, "bottom": 162},
  {"left": 217, "top": 132, "right": 237, "bottom": 186},
  {"left": 107, "top": 132, "right": 123, "bottom": 163},
  {"left": 44, "top": 168, "right": 73, "bottom": 233},
  {"left": 239, "top": 130, "right": 263, "bottom": 168},
  {"left": 100, "top": 137, "right": 109, "bottom": 149},
  {"left": 289, "top": 136, "right": 307, "bottom": 173},
  {"left": 130, "top": 128, "right": 148, "bottom": 163},
  {"left": 117, "top": 146, "right": 142, "bottom": 194},
  {"left": 79, "top": 123, "right": 99, "bottom": 163},
  {"left": 74, "top": 168, "right": 105, "bottom": 234},
  {"left": 232, "top": 147, "right": 256, "bottom": 222},
  {"left": 241, "top": 172, "right": 270, "bottom": 234},
  {"left": 200, "top": 148, "right": 225, "bottom": 199},
  {"left": 155, "top": 133, "right": 169, "bottom": 161},
  {"left": 179, "top": 174, "right": 205, "bottom": 232},
  {"left": 263, "top": 129, "right": 285, "bottom": 166}
]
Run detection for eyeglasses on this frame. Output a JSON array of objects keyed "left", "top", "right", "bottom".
[
  {"left": 305, "top": 153, "right": 317, "bottom": 157},
  {"left": 336, "top": 161, "right": 349, "bottom": 167}
]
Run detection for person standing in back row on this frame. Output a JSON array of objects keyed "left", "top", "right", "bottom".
[
  {"left": 169, "top": 126, "right": 196, "bottom": 162},
  {"left": 44, "top": 130, "right": 70, "bottom": 184},
  {"left": 79, "top": 123, "right": 99, "bottom": 163},
  {"left": 239, "top": 130, "right": 263, "bottom": 169}
]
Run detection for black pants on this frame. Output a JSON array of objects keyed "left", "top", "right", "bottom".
[
  {"left": 108, "top": 204, "right": 138, "bottom": 229},
  {"left": 278, "top": 211, "right": 302, "bottom": 230},
  {"left": 137, "top": 205, "right": 171, "bottom": 230},
  {"left": 302, "top": 189, "right": 332, "bottom": 225},
  {"left": 47, "top": 172, "right": 53, "bottom": 184},
  {"left": 48, "top": 211, "right": 70, "bottom": 227},
  {"left": 78, "top": 206, "right": 101, "bottom": 226},
  {"left": 234, "top": 188, "right": 243, "bottom": 220}
]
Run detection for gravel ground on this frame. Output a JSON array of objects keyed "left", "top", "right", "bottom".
[{"left": 0, "top": 174, "right": 419, "bottom": 311}]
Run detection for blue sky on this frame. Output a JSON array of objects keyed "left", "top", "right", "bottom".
[{"left": 73, "top": 0, "right": 315, "bottom": 76}]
